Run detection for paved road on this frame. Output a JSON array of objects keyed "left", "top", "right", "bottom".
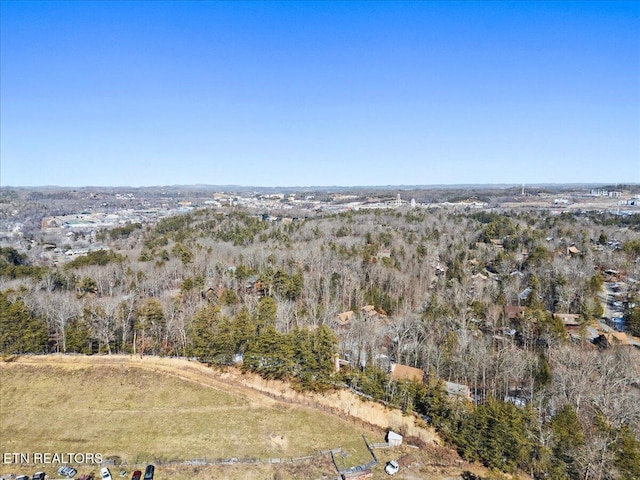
[
  {"left": 600, "top": 283, "right": 624, "bottom": 320},
  {"left": 599, "top": 283, "right": 640, "bottom": 348}
]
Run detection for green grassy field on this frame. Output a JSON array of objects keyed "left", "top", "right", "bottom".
[{"left": 0, "top": 357, "right": 380, "bottom": 479}]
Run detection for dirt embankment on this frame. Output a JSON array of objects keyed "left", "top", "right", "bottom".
[
  {"left": 5, "top": 354, "right": 440, "bottom": 444},
  {"left": 218, "top": 370, "right": 440, "bottom": 445}
]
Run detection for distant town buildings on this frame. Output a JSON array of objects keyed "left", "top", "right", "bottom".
[{"left": 591, "top": 189, "right": 622, "bottom": 197}]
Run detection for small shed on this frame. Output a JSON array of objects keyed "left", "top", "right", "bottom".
[{"left": 386, "top": 431, "right": 403, "bottom": 447}]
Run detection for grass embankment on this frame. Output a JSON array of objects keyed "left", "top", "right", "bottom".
[{"left": 0, "top": 355, "right": 376, "bottom": 479}]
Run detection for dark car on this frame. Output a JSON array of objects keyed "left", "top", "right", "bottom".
[
  {"left": 32, "top": 473, "right": 46, "bottom": 480},
  {"left": 131, "top": 471, "right": 142, "bottom": 480},
  {"left": 15, "top": 476, "right": 29, "bottom": 480},
  {"left": 143, "top": 465, "right": 154, "bottom": 480}
]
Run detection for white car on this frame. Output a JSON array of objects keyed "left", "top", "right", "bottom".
[
  {"left": 57, "top": 466, "right": 77, "bottom": 478},
  {"left": 384, "top": 460, "right": 400, "bottom": 475},
  {"left": 100, "top": 467, "right": 112, "bottom": 480}
]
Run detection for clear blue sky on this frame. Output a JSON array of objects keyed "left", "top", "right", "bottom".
[{"left": 1, "top": 0, "right": 638, "bottom": 187}]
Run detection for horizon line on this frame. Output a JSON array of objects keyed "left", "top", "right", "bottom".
[{"left": 1, "top": 182, "right": 637, "bottom": 190}]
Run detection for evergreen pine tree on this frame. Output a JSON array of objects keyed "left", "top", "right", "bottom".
[{"left": 0, "top": 293, "right": 49, "bottom": 354}]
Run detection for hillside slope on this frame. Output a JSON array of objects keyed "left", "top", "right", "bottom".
[{"left": 1, "top": 355, "right": 497, "bottom": 479}]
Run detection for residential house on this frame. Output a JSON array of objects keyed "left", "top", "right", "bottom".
[
  {"left": 504, "top": 306, "right": 525, "bottom": 320},
  {"left": 337, "top": 310, "right": 355, "bottom": 326},
  {"left": 604, "top": 331, "right": 632, "bottom": 346},
  {"left": 554, "top": 313, "right": 581, "bottom": 327},
  {"left": 361, "top": 305, "right": 379, "bottom": 319},
  {"left": 389, "top": 363, "right": 424, "bottom": 383},
  {"left": 518, "top": 287, "right": 532, "bottom": 302},
  {"left": 201, "top": 287, "right": 219, "bottom": 303},
  {"left": 444, "top": 381, "right": 473, "bottom": 400}
]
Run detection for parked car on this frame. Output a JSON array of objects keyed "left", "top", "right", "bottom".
[
  {"left": 143, "top": 465, "right": 154, "bottom": 480},
  {"left": 58, "top": 466, "right": 77, "bottom": 478},
  {"left": 384, "top": 454, "right": 417, "bottom": 475},
  {"left": 131, "top": 470, "right": 142, "bottom": 480},
  {"left": 384, "top": 460, "right": 400, "bottom": 475},
  {"left": 15, "top": 476, "right": 29, "bottom": 480},
  {"left": 32, "top": 473, "right": 46, "bottom": 480},
  {"left": 100, "top": 467, "right": 112, "bottom": 480}
]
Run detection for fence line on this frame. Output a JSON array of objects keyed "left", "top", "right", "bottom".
[
  {"left": 116, "top": 447, "right": 344, "bottom": 469},
  {"left": 369, "top": 442, "right": 390, "bottom": 449},
  {"left": 331, "top": 434, "right": 379, "bottom": 478}
]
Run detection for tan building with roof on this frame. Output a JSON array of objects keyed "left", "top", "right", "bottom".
[{"left": 390, "top": 363, "right": 424, "bottom": 383}]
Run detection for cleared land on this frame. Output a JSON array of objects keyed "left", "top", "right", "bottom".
[{"left": 0, "top": 355, "right": 490, "bottom": 479}]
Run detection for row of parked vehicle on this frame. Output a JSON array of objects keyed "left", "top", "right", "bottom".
[
  {"left": 11, "top": 465, "right": 154, "bottom": 480},
  {"left": 101, "top": 465, "right": 154, "bottom": 480},
  {"left": 14, "top": 473, "right": 45, "bottom": 480}
]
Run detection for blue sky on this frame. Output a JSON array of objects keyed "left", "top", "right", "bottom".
[{"left": 1, "top": 0, "right": 638, "bottom": 187}]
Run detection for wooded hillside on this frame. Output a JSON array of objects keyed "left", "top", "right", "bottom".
[{"left": 2, "top": 204, "right": 639, "bottom": 479}]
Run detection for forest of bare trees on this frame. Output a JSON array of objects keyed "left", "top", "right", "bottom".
[{"left": 2, "top": 201, "right": 639, "bottom": 479}]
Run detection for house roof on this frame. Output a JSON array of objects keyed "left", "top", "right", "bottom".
[
  {"left": 605, "top": 331, "right": 632, "bottom": 346},
  {"left": 554, "top": 313, "right": 581, "bottom": 326},
  {"left": 518, "top": 287, "right": 532, "bottom": 301},
  {"left": 387, "top": 431, "right": 403, "bottom": 441},
  {"left": 444, "top": 381, "right": 472, "bottom": 399},
  {"left": 472, "top": 272, "right": 488, "bottom": 281},
  {"left": 361, "top": 305, "right": 382, "bottom": 318},
  {"left": 390, "top": 363, "right": 424, "bottom": 382},
  {"left": 337, "top": 311, "right": 354, "bottom": 325},
  {"left": 504, "top": 306, "right": 525, "bottom": 319}
]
